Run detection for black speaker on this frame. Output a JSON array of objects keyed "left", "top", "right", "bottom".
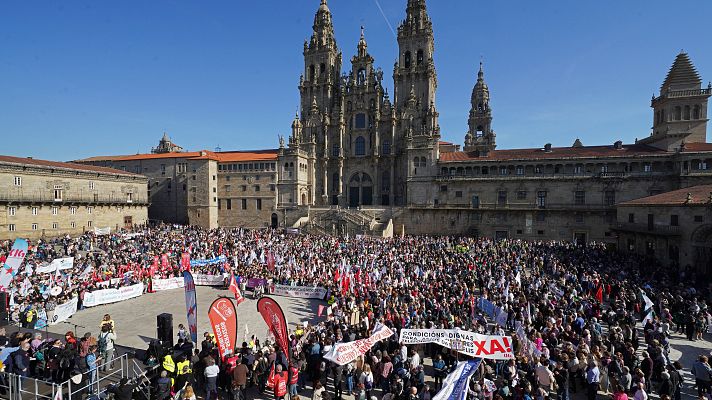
[
  {"left": 0, "top": 292, "right": 8, "bottom": 324},
  {"left": 157, "top": 313, "right": 173, "bottom": 347}
]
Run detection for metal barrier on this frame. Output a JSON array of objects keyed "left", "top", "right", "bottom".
[
  {"left": 1, "top": 353, "right": 130, "bottom": 399},
  {"left": 58, "top": 353, "right": 129, "bottom": 399},
  {"left": 0, "top": 373, "right": 62, "bottom": 400}
]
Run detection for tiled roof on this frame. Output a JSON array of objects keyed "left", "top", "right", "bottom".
[
  {"left": 0, "top": 155, "right": 142, "bottom": 177},
  {"left": 75, "top": 149, "right": 279, "bottom": 163},
  {"left": 661, "top": 52, "right": 702, "bottom": 92},
  {"left": 192, "top": 150, "right": 278, "bottom": 162},
  {"left": 620, "top": 184, "right": 712, "bottom": 206},
  {"left": 682, "top": 143, "right": 712, "bottom": 152},
  {"left": 74, "top": 152, "right": 203, "bottom": 162},
  {"left": 439, "top": 143, "right": 669, "bottom": 162}
]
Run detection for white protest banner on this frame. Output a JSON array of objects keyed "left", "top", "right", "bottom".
[
  {"left": 83, "top": 283, "right": 144, "bottom": 307},
  {"left": 50, "top": 297, "right": 78, "bottom": 325},
  {"left": 324, "top": 324, "right": 394, "bottom": 365},
  {"left": 270, "top": 284, "right": 327, "bottom": 299},
  {"left": 193, "top": 274, "right": 226, "bottom": 286},
  {"left": 152, "top": 277, "right": 184, "bottom": 291},
  {"left": 433, "top": 359, "right": 483, "bottom": 400},
  {"left": 94, "top": 227, "right": 111, "bottom": 236},
  {"left": 399, "top": 328, "right": 514, "bottom": 360},
  {"left": 37, "top": 257, "right": 74, "bottom": 274},
  {"left": 152, "top": 274, "right": 225, "bottom": 291}
]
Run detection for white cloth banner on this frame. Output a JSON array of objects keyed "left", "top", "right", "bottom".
[
  {"left": 270, "top": 284, "right": 327, "bottom": 299},
  {"left": 36, "top": 257, "right": 74, "bottom": 274},
  {"left": 152, "top": 277, "right": 184, "bottom": 291},
  {"left": 193, "top": 274, "right": 226, "bottom": 286},
  {"left": 152, "top": 274, "right": 226, "bottom": 291},
  {"left": 94, "top": 227, "right": 111, "bottom": 236},
  {"left": 50, "top": 297, "right": 78, "bottom": 325},
  {"left": 83, "top": 283, "right": 144, "bottom": 307},
  {"left": 399, "top": 328, "right": 514, "bottom": 360},
  {"left": 324, "top": 324, "right": 394, "bottom": 365}
]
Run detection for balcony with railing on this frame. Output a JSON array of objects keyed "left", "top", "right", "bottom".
[
  {"left": 0, "top": 192, "right": 149, "bottom": 205},
  {"left": 613, "top": 222, "right": 680, "bottom": 236},
  {"left": 653, "top": 87, "right": 712, "bottom": 103}
]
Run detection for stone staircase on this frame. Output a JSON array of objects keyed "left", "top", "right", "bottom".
[{"left": 296, "top": 207, "right": 394, "bottom": 237}]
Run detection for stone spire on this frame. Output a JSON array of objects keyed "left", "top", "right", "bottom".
[
  {"left": 464, "top": 61, "right": 496, "bottom": 154},
  {"left": 309, "top": 0, "right": 336, "bottom": 51},
  {"left": 661, "top": 51, "right": 702, "bottom": 92}
]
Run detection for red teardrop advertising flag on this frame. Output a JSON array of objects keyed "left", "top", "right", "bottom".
[
  {"left": 208, "top": 297, "right": 238, "bottom": 359},
  {"left": 257, "top": 297, "right": 290, "bottom": 357}
]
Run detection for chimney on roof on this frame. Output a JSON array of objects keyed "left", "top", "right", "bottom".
[
  {"left": 708, "top": 192, "right": 712, "bottom": 204},
  {"left": 685, "top": 193, "right": 693, "bottom": 204},
  {"left": 614, "top": 140, "right": 623, "bottom": 150},
  {"left": 572, "top": 138, "right": 583, "bottom": 148},
  {"left": 27, "top": 157, "right": 33, "bottom": 159},
  {"left": 544, "top": 143, "right": 552, "bottom": 152}
]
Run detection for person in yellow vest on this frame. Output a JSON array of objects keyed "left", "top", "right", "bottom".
[
  {"left": 162, "top": 353, "right": 176, "bottom": 376},
  {"left": 174, "top": 355, "right": 192, "bottom": 392}
]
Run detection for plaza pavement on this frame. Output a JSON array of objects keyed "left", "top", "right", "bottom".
[{"left": 44, "top": 286, "right": 321, "bottom": 350}]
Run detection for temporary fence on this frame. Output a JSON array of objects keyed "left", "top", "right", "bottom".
[{"left": 0, "top": 353, "right": 131, "bottom": 400}]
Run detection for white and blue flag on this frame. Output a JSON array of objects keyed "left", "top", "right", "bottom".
[{"left": 433, "top": 359, "right": 483, "bottom": 400}]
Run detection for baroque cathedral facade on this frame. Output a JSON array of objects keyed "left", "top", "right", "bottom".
[{"left": 278, "top": 0, "right": 443, "bottom": 208}]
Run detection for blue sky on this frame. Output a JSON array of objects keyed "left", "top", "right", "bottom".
[{"left": 1, "top": 0, "right": 710, "bottom": 161}]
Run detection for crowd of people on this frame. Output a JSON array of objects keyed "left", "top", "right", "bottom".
[{"left": 1, "top": 225, "right": 712, "bottom": 400}]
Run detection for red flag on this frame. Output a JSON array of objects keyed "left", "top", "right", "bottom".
[
  {"left": 595, "top": 286, "right": 603, "bottom": 303},
  {"left": 223, "top": 261, "right": 232, "bottom": 274},
  {"left": 208, "top": 297, "right": 238, "bottom": 359},
  {"left": 334, "top": 269, "right": 340, "bottom": 283},
  {"left": 229, "top": 274, "right": 245, "bottom": 305},
  {"left": 219, "top": 243, "right": 223, "bottom": 255},
  {"left": 161, "top": 254, "right": 169, "bottom": 269},
  {"left": 317, "top": 304, "right": 325, "bottom": 317},
  {"left": 181, "top": 253, "right": 191, "bottom": 271},
  {"left": 256, "top": 297, "right": 290, "bottom": 356},
  {"left": 266, "top": 252, "right": 275, "bottom": 272}
]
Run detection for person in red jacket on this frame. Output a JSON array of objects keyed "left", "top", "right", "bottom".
[
  {"left": 273, "top": 364, "right": 288, "bottom": 400},
  {"left": 288, "top": 363, "right": 299, "bottom": 397}
]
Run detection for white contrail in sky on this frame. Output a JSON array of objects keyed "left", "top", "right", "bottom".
[{"left": 373, "top": 0, "right": 397, "bottom": 39}]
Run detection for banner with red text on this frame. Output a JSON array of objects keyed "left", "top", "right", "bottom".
[
  {"left": 324, "top": 323, "right": 394, "bottom": 365},
  {"left": 256, "top": 297, "right": 290, "bottom": 356},
  {"left": 399, "top": 328, "right": 514, "bottom": 360},
  {"left": 208, "top": 297, "right": 238, "bottom": 358},
  {"left": 0, "top": 238, "right": 28, "bottom": 292}
]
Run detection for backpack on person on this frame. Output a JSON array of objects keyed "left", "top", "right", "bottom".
[
  {"left": 98, "top": 333, "right": 108, "bottom": 353},
  {"left": 4, "top": 350, "right": 18, "bottom": 374}
]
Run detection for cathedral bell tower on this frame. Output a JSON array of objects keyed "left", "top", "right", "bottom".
[
  {"left": 393, "top": 0, "right": 439, "bottom": 139},
  {"left": 299, "top": 0, "right": 342, "bottom": 117},
  {"left": 464, "top": 62, "right": 496, "bottom": 155}
]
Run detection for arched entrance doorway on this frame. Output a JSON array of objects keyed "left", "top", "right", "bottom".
[
  {"left": 271, "top": 213, "right": 278, "bottom": 229},
  {"left": 348, "top": 172, "right": 373, "bottom": 207}
]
